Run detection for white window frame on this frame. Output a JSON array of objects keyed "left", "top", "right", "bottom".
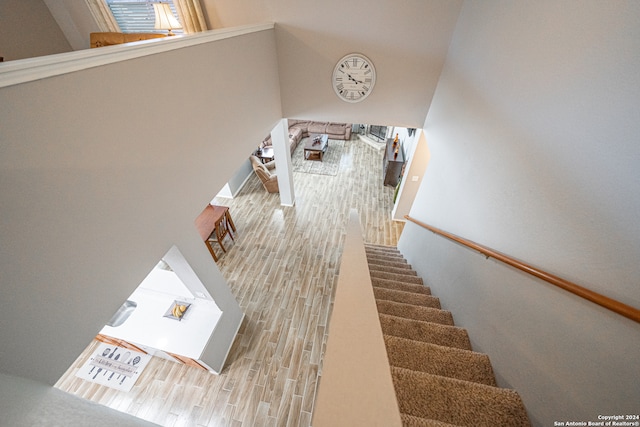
[{"left": 85, "top": 0, "right": 207, "bottom": 34}]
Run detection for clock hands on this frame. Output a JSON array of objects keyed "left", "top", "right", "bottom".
[{"left": 347, "top": 73, "right": 364, "bottom": 85}]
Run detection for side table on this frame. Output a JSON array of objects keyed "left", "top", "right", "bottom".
[{"left": 256, "top": 147, "right": 275, "bottom": 163}]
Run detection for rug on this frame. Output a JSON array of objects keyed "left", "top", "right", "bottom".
[
  {"left": 291, "top": 138, "right": 345, "bottom": 176},
  {"left": 75, "top": 342, "right": 151, "bottom": 391}
]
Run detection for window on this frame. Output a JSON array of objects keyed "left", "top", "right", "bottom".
[
  {"left": 85, "top": 0, "right": 207, "bottom": 34},
  {"left": 106, "top": 0, "right": 184, "bottom": 35}
]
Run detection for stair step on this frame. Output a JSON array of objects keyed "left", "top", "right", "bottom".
[
  {"left": 366, "top": 252, "right": 408, "bottom": 264},
  {"left": 391, "top": 367, "right": 531, "bottom": 427},
  {"left": 366, "top": 253, "right": 408, "bottom": 264},
  {"left": 365, "top": 248, "right": 404, "bottom": 259},
  {"left": 384, "top": 336, "right": 497, "bottom": 386},
  {"left": 401, "top": 414, "right": 461, "bottom": 427},
  {"left": 372, "top": 277, "right": 430, "bottom": 295},
  {"left": 370, "top": 270, "right": 423, "bottom": 285},
  {"left": 373, "top": 288, "right": 441, "bottom": 308},
  {"left": 365, "top": 247, "right": 405, "bottom": 257},
  {"left": 369, "top": 263, "right": 417, "bottom": 275},
  {"left": 376, "top": 300, "right": 452, "bottom": 325},
  {"left": 365, "top": 243, "right": 401, "bottom": 253},
  {"left": 366, "top": 253, "right": 407, "bottom": 264},
  {"left": 379, "top": 314, "right": 471, "bottom": 350},
  {"left": 367, "top": 256, "right": 408, "bottom": 267}
]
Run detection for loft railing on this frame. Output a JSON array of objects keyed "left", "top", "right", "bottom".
[
  {"left": 405, "top": 215, "right": 640, "bottom": 324},
  {"left": 0, "top": 23, "right": 273, "bottom": 89}
]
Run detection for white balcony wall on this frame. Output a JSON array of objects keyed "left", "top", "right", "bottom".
[{"left": 0, "top": 25, "right": 282, "bottom": 385}]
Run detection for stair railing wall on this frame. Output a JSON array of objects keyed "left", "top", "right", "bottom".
[
  {"left": 312, "top": 209, "right": 402, "bottom": 427},
  {"left": 404, "top": 215, "right": 640, "bottom": 324}
]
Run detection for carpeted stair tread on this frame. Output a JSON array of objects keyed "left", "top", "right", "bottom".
[
  {"left": 384, "top": 336, "right": 497, "bottom": 386},
  {"left": 366, "top": 249, "right": 407, "bottom": 258},
  {"left": 368, "top": 263, "right": 417, "bottom": 275},
  {"left": 391, "top": 367, "right": 531, "bottom": 427},
  {"left": 372, "top": 277, "right": 431, "bottom": 295},
  {"left": 365, "top": 247, "right": 404, "bottom": 258},
  {"left": 370, "top": 270, "right": 423, "bottom": 285},
  {"left": 367, "top": 257, "right": 412, "bottom": 269},
  {"left": 379, "top": 314, "right": 471, "bottom": 350},
  {"left": 401, "top": 414, "right": 461, "bottom": 427},
  {"left": 376, "top": 300, "right": 452, "bottom": 325},
  {"left": 366, "top": 252, "right": 407, "bottom": 264},
  {"left": 365, "top": 243, "right": 401, "bottom": 252},
  {"left": 366, "top": 253, "right": 409, "bottom": 264},
  {"left": 374, "top": 288, "right": 441, "bottom": 308}
]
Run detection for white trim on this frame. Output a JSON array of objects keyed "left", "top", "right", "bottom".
[
  {"left": 173, "top": 0, "right": 208, "bottom": 33},
  {"left": 0, "top": 23, "right": 274, "bottom": 89},
  {"left": 84, "top": 0, "right": 120, "bottom": 32}
]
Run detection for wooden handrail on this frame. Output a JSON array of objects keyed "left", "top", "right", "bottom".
[{"left": 405, "top": 215, "right": 640, "bottom": 324}]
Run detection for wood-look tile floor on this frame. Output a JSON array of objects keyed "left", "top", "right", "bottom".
[{"left": 55, "top": 136, "right": 404, "bottom": 426}]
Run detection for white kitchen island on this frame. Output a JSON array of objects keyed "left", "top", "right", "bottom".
[{"left": 100, "top": 266, "right": 223, "bottom": 368}]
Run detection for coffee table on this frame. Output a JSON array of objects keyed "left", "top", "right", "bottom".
[{"left": 304, "top": 134, "right": 329, "bottom": 161}]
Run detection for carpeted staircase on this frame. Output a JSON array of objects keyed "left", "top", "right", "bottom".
[{"left": 364, "top": 244, "right": 532, "bottom": 427}]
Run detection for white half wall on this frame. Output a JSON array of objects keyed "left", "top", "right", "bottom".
[
  {"left": 400, "top": 1, "right": 640, "bottom": 425},
  {"left": 0, "top": 27, "right": 282, "bottom": 385}
]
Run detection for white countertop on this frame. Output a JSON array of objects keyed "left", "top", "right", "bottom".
[{"left": 100, "top": 268, "right": 222, "bottom": 360}]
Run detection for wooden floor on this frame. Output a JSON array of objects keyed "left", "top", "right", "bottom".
[{"left": 55, "top": 136, "right": 405, "bottom": 426}]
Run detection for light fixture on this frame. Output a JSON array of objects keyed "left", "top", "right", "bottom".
[{"left": 153, "top": 2, "right": 182, "bottom": 36}]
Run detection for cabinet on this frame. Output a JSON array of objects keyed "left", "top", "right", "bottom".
[{"left": 383, "top": 138, "right": 404, "bottom": 187}]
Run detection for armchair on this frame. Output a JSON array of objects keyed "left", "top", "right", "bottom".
[{"left": 250, "top": 156, "right": 279, "bottom": 193}]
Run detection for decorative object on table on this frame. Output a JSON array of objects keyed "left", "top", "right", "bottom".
[
  {"left": 164, "top": 300, "right": 191, "bottom": 321},
  {"left": 332, "top": 53, "right": 376, "bottom": 103},
  {"left": 393, "top": 133, "right": 399, "bottom": 145},
  {"left": 75, "top": 342, "right": 151, "bottom": 391}
]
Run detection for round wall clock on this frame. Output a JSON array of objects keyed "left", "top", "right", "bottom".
[{"left": 332, "top": 53, "right": 376, "bottom": 103}]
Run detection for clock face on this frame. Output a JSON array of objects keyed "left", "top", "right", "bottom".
[{"left": 332, "top": 53, "right": 376, "bottom": 103}]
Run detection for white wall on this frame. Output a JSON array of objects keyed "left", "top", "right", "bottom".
[
  {"left": 204, "top": 0, "right": 463, "bottom": 127},
  {"left": 1, "top": 373, "right": 158, "bottom": 426},
  {"left": 225, "top": 160, "right": 253, "bottom": 197},
  {"left": 399, "top": 1, "right": 640, "bottom": 425},
  {"left": 0, "top": 28, "right": 282, "bottom": 385},
  {"left": 392, "top": 129, "right": 429, "bottom": 221},
  {"left": 39, "top": 0, "right": 463, "bottom": 127},
  {"left": 0, "top": 0, "right": 71, "bottom": 60},
  {"left": 41, "top": 0, "right": 100, "bottom": 50}
]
